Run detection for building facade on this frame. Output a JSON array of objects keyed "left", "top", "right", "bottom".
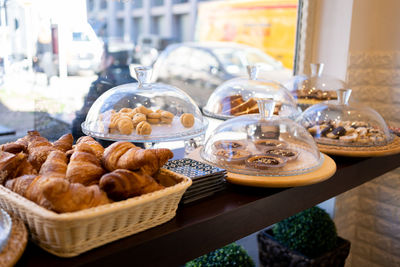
[{"left": 86, "top": 0, "right": 208, "bottom": 44}]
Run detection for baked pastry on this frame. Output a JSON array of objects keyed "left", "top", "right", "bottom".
[
  {"left": 52, "top": 133, "right": 73, "bottom": 153},
  {"left": 134, "top": 106, "right": 153, "bottom": 115},
  {"left": 254, "top": 139, "right": 287, "bottom": 151},
  {"left": 264, "top": 149, "right": 299, "bottom": 162},
  {"left": 0, "top": 143, "right": 27, "bottom": 154},
  {"left": 136, "top": 121, "right": 152, "bottom": 135},
  {"left": 26, "top": 133, "right": 57, "bottom": 171},
  {"left": 147, "top": 112, "right": 161, "bottom": 124},
  {"left": 215, "top": 149, "right": 251, "bottom": 164},
  {"left": 75, "top": 136, "right": 104, "bottom": 162},
  {"left": 39, "top": 150, "right": 68, "bottom": 178},
  {"left": 180, "top": 113, "right": 194, "bottom": 128},
  {"left": 118, "top": 107, "right": 136, "bottom": 118},
  {"left": 0, "top": 152, "right": 28, "bottom": 184},
  {"left": 132, "top": 113, "right": 147, "bottom": 127},
  {"left": 160, "top": 111, "right": 174, "bottom": 124},
  {"left": 5, "top": 174, "right": 36, "bottom": 196},
  {"left": 102, "top": 141, "right": 173, "bottom": 175},
  {"left": 213, "top": 140, "right": 246, "bottom": 150},
  {"left": 246, "top": 155, "right": 286, "bottom": 169},
  {"left": 117, "top": 115, "right": 134, "bottom": 135},
  {"left": 66, "top": 143, "right": 105, "bottom": 186},
  {"left": 99, "top": 169, "right": 164, "bottom": 201},
  {"left": 220, "top": 95, "right": 245, "bottom": 114}
]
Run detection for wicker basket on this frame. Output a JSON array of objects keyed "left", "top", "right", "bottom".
[{"left": 0, "top": 169, "right": 192, "bottom": 257}]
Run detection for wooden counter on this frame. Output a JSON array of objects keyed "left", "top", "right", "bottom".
[{"left": 16, "top": 153, "right": 400, "bottom": 267}]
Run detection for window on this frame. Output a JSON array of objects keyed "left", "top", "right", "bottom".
[
  {"left": 132, "top": 0, "right": 143, "bottom": 9},
  {"left": 0, "top": 0, "right": 299, "bottom": 141}
]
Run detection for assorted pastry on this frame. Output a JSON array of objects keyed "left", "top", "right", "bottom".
[
  {"left": 296, "top": 88, "right": 337, "bottom": 101},
  {"left": 306, "top": 120, "right": 387, "bottom": 145},
  {"left": 99, "top": 106, "right": 195, "bottom": 135},
  {"left": 212, "top": 139, "right": 299, "bottom": 170},
  {"left": 245, "top": 155, "right": 286, "bottom": 170},
  {"left": 0, "top": 131, "right": 174, "bottom": 213},
  {"left": 219, "top": 95, "right": 281, "bottom": 116}
]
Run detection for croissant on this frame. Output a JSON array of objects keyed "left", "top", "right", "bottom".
[
  {"left": 0, "top": 143, "right": 27, "bottom": 154},
  {"left": 99, "top": 169, "right": 164, "bottom": 200},
  {"left": 42, "top": 178, "right": 110, "bottom": 213},
  {"left": 52, "top": 133, "right": 73, "bottom": 153},
  {"left": 39, "top": 150, "right": 68, "bottom": 178},
  {"left": 27, "top": 134, "right": 56, "bottom": 172},
  {"left": 15, "top": 158, "right": 37, "bottom": 177},
  {"left": 0, "top": 152, "right": 28, "bottom": 184},
  {"left": 5, "top": 174, "right": 37, "bottom": 196},
  {"left": 6, "top": 175, "right": 110, "bottom": 213},
  {"left": 76, "top": 136, "right": 104, "bottom": 162},
  {"left": 102, "top": 141, "right": 173, "bottom": 175},
  {"left": 66, "top": 143, "right": 105, "bottom": 185}
]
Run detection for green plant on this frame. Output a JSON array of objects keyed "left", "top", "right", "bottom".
[
  {"left": 185, "top": 243, "right": 255, "bottom": 267},
  {"left": 272, "top": 206, "right": 338, "bottom": 258}
]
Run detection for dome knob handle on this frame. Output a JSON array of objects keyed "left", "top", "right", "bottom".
[
  {"left": 135, "top": 66, "right": 152, "bottom": 87},
  {"left": 257, "top": 98, "right": 275, "bottom": 120},
  {"left": 337, "top": 89, "right": 352, "bottom": 105}
]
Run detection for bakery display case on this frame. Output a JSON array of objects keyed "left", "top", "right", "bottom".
[
  {"left": 285, "top": 63, "right": 346, "bottom": 109},
  {"left": 296, "top": 89, "right": 400, "bottom": 156},
  {"left": 201, "top": 99, "right": 326, "bottom": 177},
  {"left": 296, "top": 89, "right": 392, "bottom": 147},
  {"left": 82, "top": 66, "right": 208, "bottom": 143},
  {"left": 203, "top": 65, "right": 300, "bottom": 120}
]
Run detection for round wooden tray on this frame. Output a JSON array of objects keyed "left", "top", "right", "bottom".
[
  {"left": 226, "top": 154, "right": 336, "bottom": 188},
  {"left": 317, "top": 135, "right": 400, "bottom": 157},
  {"left": 0, "top": 214, "right": 28, "bottom": 267},
  {"left": 188, "top": 149, "right": 336, "bottom": 188}
]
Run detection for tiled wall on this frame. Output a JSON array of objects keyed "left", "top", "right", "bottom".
[{"left": 334, "top": 50, "right": 400, "bottom": 267}]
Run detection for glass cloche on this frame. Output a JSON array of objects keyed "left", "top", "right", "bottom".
[
  {"left": 296, "top": 89, "right": 393, "bottom": 147},
  {"left": 203, "top": 65, "right": 300, "bottom": 120},
  {"left": 286, "top": 63, "right": 346, "bottom": 109},
  {"left": 201, "top": 99, "right": 323, "bottom": 176},
  {"left": 82, "top": 66, "right": 208, "bottom": 142}
]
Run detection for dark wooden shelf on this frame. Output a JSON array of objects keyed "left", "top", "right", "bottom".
[{"left": 16, "top": 153, "right": 400, "bottom": 267}]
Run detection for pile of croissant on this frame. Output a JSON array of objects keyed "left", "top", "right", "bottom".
[{"left": 0, "top": 131, "right": 174, "bottom": 213}]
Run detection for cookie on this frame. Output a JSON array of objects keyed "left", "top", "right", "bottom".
[
  {"left": 147, "top": 112, "right": 161, "bottom": 119},
  {"left": 132, "top": 113, "right": 147, "bottom": 127},
  {"left": 180, "top": 113, "right": 194, "bottom": 128},
  {"left": 117, "top": 116, "right": 134, "bottom": 135},
  {"left": 213, "top": 140, "right": 246, "bottom": 150},
  {"left": 134, "top": 106, "right": 153, "bottom": 115},
  {"left": 147, "top": 118, "right": 161, "bottom": 124},
  {"left": 264, "top": 149, "right": 299, "bottom": 162},
  {"left": 160, "top": 111, "right": 174, "bottom": 124},
  {"left": 215, "top": 149, "right": 251, "bottom": 164},
  {"left": 136, "top": 121, "right": 152, "bottom": 135},
  {"left": 118, "top": 108, "right": 135, "bottom": 118},
  {"left": 254, "top": 139, "right": 287, "bottom": 151}
]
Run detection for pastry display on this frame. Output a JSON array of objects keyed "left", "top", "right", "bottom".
[
  {"left": 306, "top": 120, "right": 387, "bottom": 145},
  {"left": 254, "top": 139, "right": 287, "bottom": 151},
  {"left": 220, "top": 95, "right": 282, "bottom": 116},
  {"left": 296, "top": 89, "right": 393, "bottom": 147},
  {"left": 82, "top": 66, "right": 207, "bottom": 142},
  {"left": 0, "top": 132, "right": 175, "bottom": 213},
  {"left": 285, "top": 63, "right": 346, "bottom": 108},
  {"left": 245, "top": 155, "right": 287, "bottom": 170},
  {"left": 203, "top": 65, "right": 299, "bottom": 120},
  {"left": 202, "top": 99, "right": 323, "bottom": 176},
  {"left": 213, "top": 140, "right": 246, "bottom": 150},
  {"left": 215, "top": 149, "right": 251, "bottom": 164},
  {"left": 264, "top": 148, "right": 299, "bottom": 162}
]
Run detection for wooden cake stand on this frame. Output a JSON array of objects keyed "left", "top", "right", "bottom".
[
  {"left": 318, "top": 135, "right": 400, "bottom": 157},
  {"left": 188, "top": 149, "right": 336, "bottom": 188}
]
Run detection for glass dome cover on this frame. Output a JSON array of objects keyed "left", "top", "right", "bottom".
[
  {"left": 82, "top": 66, "right": 208, "bottom": 142},
  {"left": 201, "top": 99, "right": 323, "bottom": 176},
  {"left": 286, "top": 63, "right": 346, "bottom": 107},
  {"left": 296, "top": 89, "right": 393, "bottom": 147},
  {"left": 203, "top": 65, "right": 300, "bottom": 120}
]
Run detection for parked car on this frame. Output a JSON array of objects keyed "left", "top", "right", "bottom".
[
  {"left": 152, "top": 42, "right": 292, "bottom": 107},
  {"left": 134, "top": 34, "right": 176, "bottom": 66}
]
